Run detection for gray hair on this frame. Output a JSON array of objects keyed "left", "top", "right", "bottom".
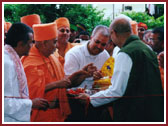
[
  {"left": 110, "top": 17, "right": 132, "bottom": 35},
  {"left": 91, "top": 25, "right": 110, "bottom": 37}
]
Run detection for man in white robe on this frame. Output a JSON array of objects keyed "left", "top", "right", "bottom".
[{"left": 4, "top": 23, "right": 49, "bottom": 122}]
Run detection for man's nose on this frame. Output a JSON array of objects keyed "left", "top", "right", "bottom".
[{"left": 97, "top": 44, "right": 104, "bottom": 50}]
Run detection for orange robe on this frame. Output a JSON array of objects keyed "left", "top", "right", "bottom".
[
  {"left": 54, "top": 42, "right": 80, "bottom": 66},
  {"left": 22, "top": 45, "right": 71, "bottom": 122},
  {"left": 159, "top": 67, "right": 164, "bottom": 91}
]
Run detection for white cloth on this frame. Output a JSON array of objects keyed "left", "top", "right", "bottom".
[
  {"left": 64, "top": 42, "right": 110, "bottom": 89},
  {"left": 80, "top": 40, "right": 88, "bottom": 44},
  {"left": 112, "top": 46, "right": 120, "bottom": 59},
  {"left": 90, "top": 52, "right": 133, "bottom": 107},
  {"left": 4, "top": 47, "right": 32, "bottom": 122},
  {"left": 147, "top": 4, "right": 155, "bottom": 15}
]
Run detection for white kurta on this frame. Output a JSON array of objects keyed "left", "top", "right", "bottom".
[
  {"left": 64, "top": 42, "right": 110, "bottom": 89},
  {"left": 4, "top": 49, "right": 32, "bottom": 122},
  {"left": 112, "top": 46, "right": 120, "bottom": 59},
  {"left": 90, "top": 52, "right": 133, "bottom": 107}
]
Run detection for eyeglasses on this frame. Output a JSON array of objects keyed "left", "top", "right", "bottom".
[
  {"left": 59, "top": 29, "right": 70, "bottom": 33},
  {"left": 138, "top": 28, "right": 145, "bottom": 32}
]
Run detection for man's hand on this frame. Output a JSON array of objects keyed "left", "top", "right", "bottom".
[
  {"left": 32, "top": 98, "right": 49, "bottom": 111},
  {"left": 76, "top": 93, "right": 90, "bottom": 105},
  {"left": 82, "top": 63, "right": 97, "bottom": 77},
  {"left": 45, "top": 78, "right": 71, "bottom": 93},
  {"left": 93, "top": 70, "right": 103, "bottom": 80},
  {"left": 68, "top": 70, "right": 90, "bottom": 87},
  {"left": 68, "top": 63, "right": 97, "bottom": 87}
]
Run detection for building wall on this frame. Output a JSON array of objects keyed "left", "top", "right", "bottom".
[{"left": 93, "top": 4, "right": 146, "bottom": 20}]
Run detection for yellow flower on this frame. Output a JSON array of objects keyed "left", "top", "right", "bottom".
[
  {"left": 101, "top": 56, "right": 115, "bottom": 77},
  {"left": 93, "top": 57, "right": 115, "bottom": 90}
]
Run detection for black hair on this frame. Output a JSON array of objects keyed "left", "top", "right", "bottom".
[
  {"left": 79, "top": 31, "right": 90, "bottom": 36},
  {"left": 5, "top": 22, "right": 33, "bottom": 47},
  {"left": 152, "top": 27, "right": 164, "bottom": 41}
]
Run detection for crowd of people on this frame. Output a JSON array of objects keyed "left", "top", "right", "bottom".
[{"left": 4, "top": 13, "right": 164, "bottom": 122}]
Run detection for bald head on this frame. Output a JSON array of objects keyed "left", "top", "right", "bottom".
[
  {"left": 109, "top": 17, "right": 132, "bottom": 35},
  {"left": 109, "top": 17, "right": 132, "bottom": 48}
]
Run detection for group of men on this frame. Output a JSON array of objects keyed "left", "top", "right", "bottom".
[{"left": 4, "top": 13, "right": 164, "bottom": 122}]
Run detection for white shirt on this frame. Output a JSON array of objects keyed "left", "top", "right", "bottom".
[
  {"left": 64, "top": 42, "right": 110, "bottom": 89},
  {"left": 4, "top": 50, "right": 32, "bottom": 122},
  {"left": 112, "top": 46, "right": 120, "bottom": 59},
  {"left": 80, "top": 40, "right": 88, "bottom": 45},
  {"left": 90, "top": 52, "right": 133, "bottom": 107}
]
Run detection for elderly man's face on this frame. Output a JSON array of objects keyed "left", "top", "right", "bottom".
[
  {"left": 44, "top": 38, "right": 57, "bottom": 57},
  {"left": 89, "top": 31, "right": 109, "bottom": 55},
  {"left": 110, "top": 29, "right": 119, "bottom": 47}
]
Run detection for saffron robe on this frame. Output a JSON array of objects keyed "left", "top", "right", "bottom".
[
  {"left": 54, "top": 42, "right": 79, "bottom": 66},
  {"left": 22, "top": 45, "right": 71, "bottom": 122}
]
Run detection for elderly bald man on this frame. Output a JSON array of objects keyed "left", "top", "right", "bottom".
[{"left": 78, "top": 17, "right": 164, "bottom": 122}]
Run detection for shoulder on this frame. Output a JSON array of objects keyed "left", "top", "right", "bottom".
[
  {"left": 66, "top": 43, "right": 84, "bottom": 55},
  {"left": 21, "top": 55, "right": 45, "bottom": 69},
  {"left": 121, "top": 40, "right": 146, "bottom": 53},
  {"left": 100, "top": 49, "right": 110, "bottom": 58},
  {"left": 65, "top": 44, "right": 85, "bottom": 63},
  {"left": 69, "top": 42, "right": 81, "bottom": 47},
  {"left": 67, "top": 42, "right": 81, "bottom": 51},
  {"left": 4, "top": 51, "right": 14, "bottom": 68}
]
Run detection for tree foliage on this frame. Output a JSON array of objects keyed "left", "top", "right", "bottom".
[
  {"left": 64, "top": 5, "right": 111, "bottom": 33},
  {"left": 5, "top": 4, "right": 164, "bottom": 32},
  {"left": 122, "top": 11, "right": 164, "bottom": 29},
  {"left": 4, "top": 4, "right": 111, "bottom": 34}
]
